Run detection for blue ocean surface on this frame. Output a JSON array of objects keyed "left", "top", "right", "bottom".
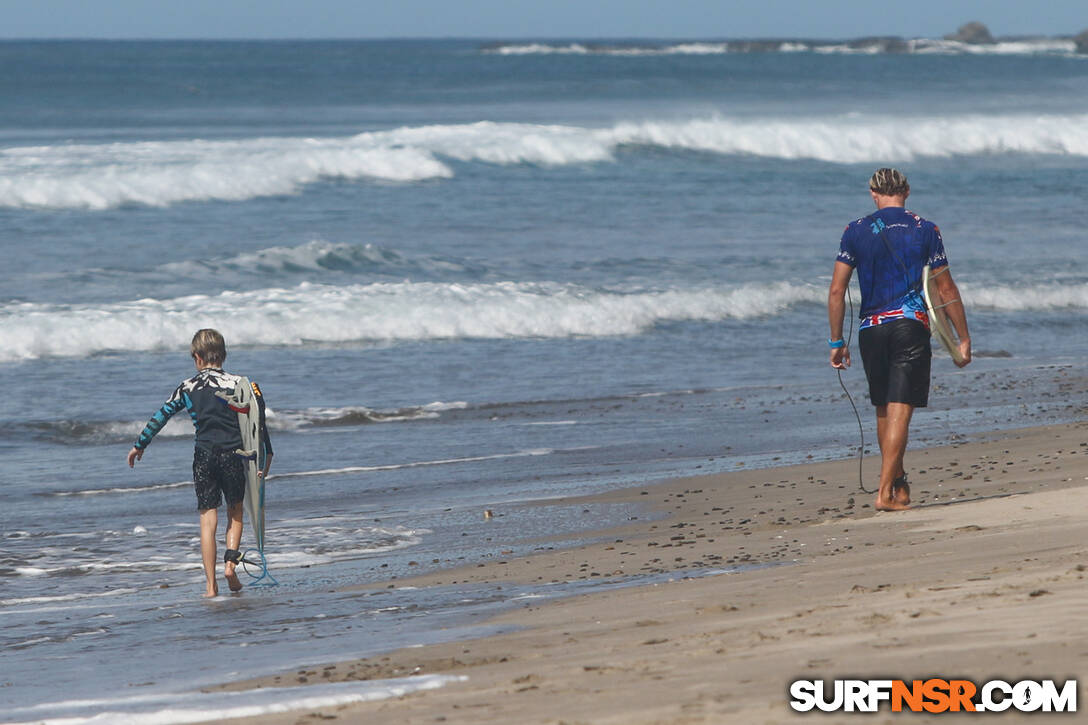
[{"left": 2, "top": 39, "right": 1087, "bottom": 722}]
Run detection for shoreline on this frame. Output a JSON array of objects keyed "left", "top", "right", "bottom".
[{"left": 219, "top": 421, "right": 1088, "bottom": 724}]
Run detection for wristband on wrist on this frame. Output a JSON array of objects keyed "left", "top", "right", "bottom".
[{"left": 828, "top": 338, "right": 845, "bottom": 349}]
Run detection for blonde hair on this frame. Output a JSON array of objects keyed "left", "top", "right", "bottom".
[
  {"left": 191, "top": 329, "right": 227, "bottom": 366},
  {"left": 869, "top": 167, "right": 910, "bottom": 197}
]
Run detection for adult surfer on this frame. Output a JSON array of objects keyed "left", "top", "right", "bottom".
[{"left": 827, "top": 168, "right": 971, "bottom": 511}]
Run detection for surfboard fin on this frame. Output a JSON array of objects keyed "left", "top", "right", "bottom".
[{"left": 214, "top": 390, "right": 251, "bottom": 414}]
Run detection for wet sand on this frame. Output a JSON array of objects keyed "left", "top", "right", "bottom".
[{"left": 219, "top": 421, "right": 1088, "bottom": 724}]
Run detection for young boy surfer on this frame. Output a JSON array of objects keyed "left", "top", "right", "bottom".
[
  {"left": 127, "top": 329, "right": 273, "bottom": 597},
  {"left": 827, "top": 169, "right": 971, "bottom": 511}
]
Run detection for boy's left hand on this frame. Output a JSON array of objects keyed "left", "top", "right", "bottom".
[{"left": 127, "top": 447, "right": 143, "bottom": 468}]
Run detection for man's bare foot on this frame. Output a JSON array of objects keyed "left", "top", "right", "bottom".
[
  {"left": 204, "top": 583, "right": 219, "bottom": 598},
  {"left": 892, "top": 475, "right": 911, "bottom": 506},
  {"left": 875, "top": 494, "right": 911, "bottom": 511},
  {"left": 224, "top": 562, "right": 243, "bottom": 592}
]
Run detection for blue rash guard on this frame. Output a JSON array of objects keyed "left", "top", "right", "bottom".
[
  {"left": 134, "top": 367, "right": 273, "bottom": 458},
  {"left": 836, "top": 207, "right": 948, "bottom": 329}
]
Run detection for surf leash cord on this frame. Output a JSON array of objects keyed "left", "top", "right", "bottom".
[{"left": 836, "top": 285, "right": 872, "bottom": 495}]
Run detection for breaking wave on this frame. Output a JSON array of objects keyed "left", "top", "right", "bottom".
[
  {"left": 3, "top": 278, "right": 1085, "bottom": 363},
  {"left": 5, "top": 114, "right": 1088, "bottom": 209},
  {"left": 0, "top": 280, "right": 820, "bottom": 362},
  {"left": 156, "top": 240, "right": 486, "bottom": 281},
  {"left": 9, "top": 401, "right": 468, "bottom": 447},
  {"left": 5, "top": 278, "right": 1088, "bottom": 363},
  {"left": 13, "top": 241, "right": 493, "bottom": 306},
  {"left": 962, "top": 282, "right": 1088, "bottom": 311}
]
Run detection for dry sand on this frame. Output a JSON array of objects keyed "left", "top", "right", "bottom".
[{"left": 219, "top": 422, "right": 1088, "bottom": 724}]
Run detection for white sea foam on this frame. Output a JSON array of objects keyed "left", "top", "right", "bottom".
[
  {"left": 35, "top": 240, "right": 468, "bottom": 293},
  {"left": 486, "top": 41, "right": 740, "bottom": 56},
  {"left": 488, "top": 42, "right": 591, "bottom": 55},
  {"left": 485, "top": 39, "right": 1079, "bottom": 57},
  {"left": 156, "top": 240, "right": 474, "bottom": 280},
  {"left": 811, "top": 43, "right": 885, "bottom": 55},
  {"left": 276, "top": 405, "right": 440, "bottom": 428},
  {"left": 30, "top": 401, "right": 465, "bottom": 448},
  {"left": 0, "top": 136, "right": 451, "bottom": 210},
  {"left": 601, "top": 114, "right": 1088, "bottom": 163},
  {"left": 4, "top": 278, "right": 1085, "bottom": 364},
  {"left": 910, "top": 38, "right": 1078, "bottom": 55},
  {"left": 961, "top": 282, "right": 1088, "bottom": 310},
  {"left": 1, "top": 587, "right": 140, "bottom": 607},
  {"left": 5, "top": 553, "right": 202, "bottom": 584},
  {"left": 0, "top": 279, "right": 822, "bottom": 361},
  {"left": 421, "top": 401, "right": 470, "bottom": 412},
  {"left": 4, "top": 674, "right": 464, "bottom": 725},
  {"left": 268, "top": 524, "right": 429, "bottom": 569},
  {"left": 278, "top": 448, "right": 554, "bottom": 480},
  {"left": 5, "top": 113, "right": 1088, "bottom": 209},
  {"left": 50, "top": 418, "right": 192, "bottom": 443},
  {"left": 1, "top": 521, "right": 426, "bottom": 592},
  {"left": 50, "top": 448, "right": 544, "bottom": 498},
  {"left": 51, "top": 480, "right": 193, "bottom": 497}
]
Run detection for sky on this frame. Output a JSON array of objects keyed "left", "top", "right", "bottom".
[{"left": 1, "top": 0, "right": 1086, "bottom": 40}]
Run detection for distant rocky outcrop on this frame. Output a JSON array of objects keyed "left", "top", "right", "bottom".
[
  {"left": 1075, "top": 29, "right": 1088, "bottom": 54},
  {"left": 945, "top": 21, "right": 995, "bottom": 45}
]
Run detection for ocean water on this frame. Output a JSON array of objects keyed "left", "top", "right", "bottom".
[{"left": 2, "top": 39, "right": 1087, "bottom": 722}]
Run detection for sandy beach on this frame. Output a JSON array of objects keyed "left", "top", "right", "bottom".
[{"left": 216, "top": 421, "right": 1088, "bottom": 724}]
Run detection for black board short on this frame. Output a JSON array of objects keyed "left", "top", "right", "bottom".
[
  {"left": 192, "top": 447, "right": 246, "bottom": 511},
  {"left": 858, "top": 318, "right": 932, "bottom": 408}
]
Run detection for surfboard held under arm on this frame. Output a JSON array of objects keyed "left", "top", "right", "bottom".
[
  {"left": 218, "top": 378, "right": 276, "bottom": 584},
  {"left": 922, "top": 265, "right": 966, "bottom": 366}
]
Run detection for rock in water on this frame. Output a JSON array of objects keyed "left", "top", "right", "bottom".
[{"left": 944, "top": 22, "right": 995, "bottom": 45}]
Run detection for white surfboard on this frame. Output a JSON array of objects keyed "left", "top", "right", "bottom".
[
  {"left": 232, "top": 377, "right": 267, "bottom": 554},
  {"left": 217, "top": 377, "right": 272, "bottom": 582},
  {"left": 922, "top": 265, "right": 966, "bottom": 365}
]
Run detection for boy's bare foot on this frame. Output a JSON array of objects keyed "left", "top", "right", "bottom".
[
  {"left": 224, "top": 562, "right": 243, "bottom": 592},
  {"left": 204, "top": 583, "right": 219, "bottom": 598}
]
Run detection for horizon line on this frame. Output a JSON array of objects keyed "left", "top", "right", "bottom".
[{"left": 0, "top": 32, "right": 1083, "bottom": 43}]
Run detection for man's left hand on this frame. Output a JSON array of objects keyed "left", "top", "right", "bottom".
[{"left": 830, "top": 346, "right": 851, "bottom": 369}]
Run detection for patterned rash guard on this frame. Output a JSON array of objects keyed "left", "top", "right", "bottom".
[
  {"left": 134, "top": 368, "right": 273, "bottom": 458},
  {"left": 836, "top": 207, "right": 949, "bottom": 329}
]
